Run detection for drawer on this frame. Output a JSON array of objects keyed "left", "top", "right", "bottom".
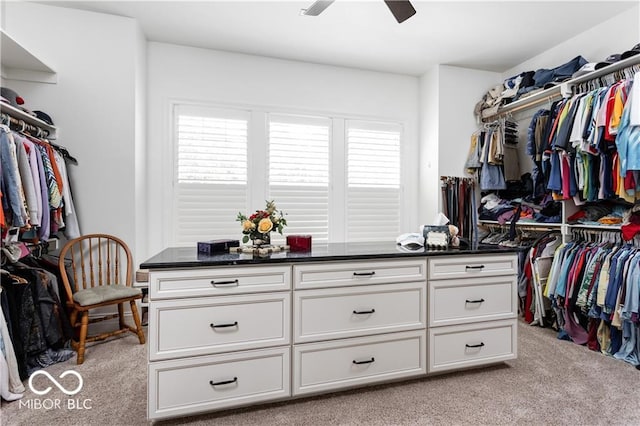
[
  {"left": 294, "top": 259, "right": 426, "bottom": 290},
  {"left": 149, "top": 265, "right": 291, "bottom": 299},
  {"left": 293, "top": 330, "right": 426, "bottom": 395},
  {"left": 429, "top": 276, "right": 517, "bottom": 327},
  {"left": 428, "top": 255, "right": 517, "bottom": 280},
  {"left": 148, "top": 347, "right": 290, "bottom": 420},
  {"left": 149, "top": 293, "right": 290, "bottom": 360},
  {"left": 294, "top": 282, "right": 426, "bottom": 343},
  {"left": 428, "top": 320, "right": 517, "bottom": 373}
]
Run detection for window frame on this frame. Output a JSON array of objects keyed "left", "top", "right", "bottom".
[{"left": 169, "top": 101, "right": 407, "bottom": 246}]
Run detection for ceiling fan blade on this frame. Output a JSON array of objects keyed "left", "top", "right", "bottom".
[
  {"left": 383, "top": 0, "right": 416, "bottom": 23},
  {"left": 302, "top": 0, "right": 335, "bottom": 16}
]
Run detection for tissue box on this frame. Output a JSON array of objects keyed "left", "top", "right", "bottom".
[
  {"left": 197, "top": 239, "right": 240, "bottom": 255},
  {"left": 286, "top": 235, "right": 312, "bottom": 252}
]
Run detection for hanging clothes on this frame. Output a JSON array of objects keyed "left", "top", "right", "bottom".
[
  {"left": 0, "top": 125, "right": 80, "bottom": 243},
  {"left": 533, "top": 77, "right": 639, "bottom": 203},
  {"left": 1, "top": 256, "right": 74, "bottom": 380},
  {"left": 440, "top": 176, "right": 476, "bottom": 243},
  {"left": 479, "top": 124, "right": 507, "bottom": 191},
  {"left": 541, "top": 235, "right": 640, "bottom": 366}
]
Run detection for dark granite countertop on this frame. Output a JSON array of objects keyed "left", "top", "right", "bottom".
[{"left": 140, "top": 242, "right": 521, "bottom": 269}]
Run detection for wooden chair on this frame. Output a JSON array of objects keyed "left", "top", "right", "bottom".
[{"left": 58, "top": 234, "right": 145, "bottom": 364}]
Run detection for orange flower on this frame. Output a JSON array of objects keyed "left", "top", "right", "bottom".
[
  {"left": 258, "top": 218, "right": 273, "bottom": 233},
  {"left": 242, "top": 220, "right": 255, "bottom": 232}
]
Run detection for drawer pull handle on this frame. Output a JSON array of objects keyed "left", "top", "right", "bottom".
[
  {"left": 465, "top": 298, "right": 485, "bottom": 304},
  {"left": 465, "top": 265, "right": 485, "bottom": 270},
  {"left": 209, "top": 377, "right": 238, "bottom": 386},
  {"left": 465, "top": 342, "right": 485, "bottom": 348},
  {"left": 210, "top": 321, "right": 238, "bottom": 328},
  {"left": 353, "top": 309, "right": 376, "bottom": 315},
  {"left": 353, "top": 271, "right": 376, "bottom": 277},
  {"left": 211, "top": 279, "right": 239, "bottom": 287},
  {"left": 352, "top": 357, "right": 375, "bottom": 365}
]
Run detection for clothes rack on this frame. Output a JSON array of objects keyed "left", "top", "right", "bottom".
[
  {"left": 0, "top": 112, "right": 50, "bottom": 139},
  {"left": 485, "top": 54, "right": 640, "bottom": 121},
  {"left": 440, "top": 176, "right": 476, "bottom": 243}
]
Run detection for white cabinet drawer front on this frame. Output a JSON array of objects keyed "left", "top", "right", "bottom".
[
  {"left": 148, "top": 347, "right": 290, "bottom": 420},
  {"left": 428, "top": 255, "right": 517, "bottom": 280},
  {"left": 149, "top": 265, "right": 291, "bottom": 299},
  {"left": 149, "top": 293, "right": 290, "bottom": 360},
  {"left": 294, "top": 259, "right": 427, "bottom": 289},
  {"left": 429, "top": 276, "right": 517, "bottom": 327},
  {"left": 295, "top": 282, "right": 426, "bottom": 343},
  {"left": 429, "top": 320, "right": 517, "bottom": 373},
  {"left": 293, "top": 330, "right": 426, "bottom": 395}
]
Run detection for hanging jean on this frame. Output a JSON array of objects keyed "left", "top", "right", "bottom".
[{"left": 480, "top": 130, "right": 506, "bottom": 191}]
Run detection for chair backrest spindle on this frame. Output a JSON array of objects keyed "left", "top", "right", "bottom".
[
  {"left": 70, "top": 245, "right": 78, "bottom": 293},
  {"left": 88, "top": 238, "right": 95, "bottom": 288},
  {"left": 106, "top": 239, "right": 111, "bottom": 284},
  {"left": 98, "top": 237, "right": 103, "bottom": 286},
  {"left": 114, "top": 240, "right": 121, "bottom": 285}
]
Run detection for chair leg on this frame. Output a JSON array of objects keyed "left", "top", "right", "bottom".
[
  {"left": 130, "top": 300, "right": 146, "bottom": 345},
  {"left": 77, "top": 311, "right": 89, "bottom": 364},
  {"left": 118, "top": 303, "right": 125, "bottom": 330},
  {"left": 69, "top": 309, "right": 79, "bottom": 350}
]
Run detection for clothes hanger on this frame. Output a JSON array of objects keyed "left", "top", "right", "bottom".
[{"left": 49, "top": 141, "right": 79, "bottom": 165}]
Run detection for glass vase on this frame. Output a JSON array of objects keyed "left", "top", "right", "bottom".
[{"left": 251, "top": 232, "right": 271, "bottom": 247}]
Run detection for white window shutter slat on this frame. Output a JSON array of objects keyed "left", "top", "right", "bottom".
[
  {"left": 346, "top": 121, "right": 402, "bottom": 242},
  {"left": 268, "top": 115, "right": 330, "bottom": 243},
  {"left": 174, "top": 106, "right": 250, "bottom": 245}
]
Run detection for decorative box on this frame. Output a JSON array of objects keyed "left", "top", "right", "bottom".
[
  {"left": 197, "top": 239, "right": 240, "bottom": 255},
  {"left": 286, "top": 235, "right": 312, "bottom": 252}
]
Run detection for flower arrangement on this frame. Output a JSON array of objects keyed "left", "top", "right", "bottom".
[{"left": 236, "top": 200, "right": 287, "bottom": 245}]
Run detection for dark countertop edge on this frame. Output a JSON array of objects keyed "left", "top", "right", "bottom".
[{"left": 139, "top": 246, "right": 523, "bottom": 270}]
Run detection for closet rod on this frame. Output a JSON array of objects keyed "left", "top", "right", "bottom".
[
  {"left": 494, "top": 93, "right": 562, "bottom": 118},
  {"left": 0, "top": 112, "right": 50, "bottom": 138},
  {"left": 484, "top": 54, "right": 640, "bottom": 121}
]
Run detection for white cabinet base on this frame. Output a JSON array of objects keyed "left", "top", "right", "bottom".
[
  {"left": 428, "top": 319, "right": 517, "bottom": 374},
  {"left": 148, "top": 347, "right": 290, "bottom": 420},
  {"left": 293, "top": 330, "right": 426, "bottom": 396}
]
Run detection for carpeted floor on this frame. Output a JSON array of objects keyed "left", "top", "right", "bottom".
[{"left": 2, "top": 321, "right": 640, "bottom": 425}]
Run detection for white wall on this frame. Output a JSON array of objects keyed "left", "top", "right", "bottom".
[
  {"left": 3, "top": 2, "right": 146, "bottom": 264},
  {"left": 146, "top": 42, "right": 420, "bottom": 253},
  {"left": 418, "top": 65, "right": 501, "bottom": 222},
  {"left": 502, "top": 5, "right": 639, "bottom": 79},
  {"left": 438, "top": 66, "right": 502, "bottom": 177},
  {"left": 418, "top": 67, "right": 440, "bottom": 223},
  {"left": 134, "top": 26, "right": 148, "bottom": 262}
]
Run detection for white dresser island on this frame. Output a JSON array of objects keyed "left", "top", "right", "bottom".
[{"left": 141, "top": 243, "right": 519, "bottom": 421}]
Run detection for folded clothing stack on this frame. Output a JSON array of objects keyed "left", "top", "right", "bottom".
[{"left": 622, "top": 204, "right": 640, "bottom": 241}]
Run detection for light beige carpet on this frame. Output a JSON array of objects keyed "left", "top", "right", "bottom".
[{"left": 2, "top": 321, "right": 640, "bottom": 425}]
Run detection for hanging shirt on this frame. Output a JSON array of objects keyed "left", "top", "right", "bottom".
[
  {"left": 617, "top": 86, "right": 640, "bottom": 175},
  {"left": 34, "top": 143, "right": 63, "bottom": 210},
  {"left": 0, "top": 127, "right": 28, "bottom": 227},
  {"left": 631, "top": 71, "right": 640, "bottom": 126}
]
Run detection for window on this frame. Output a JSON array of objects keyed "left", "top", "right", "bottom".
[
  {"left": 268, "top": 114, "right": 330, "bottom": 243},
  {"left": 346, "top": 120, "right": 402, "bottom": 242},
  {"left": 173, "top": 105, "right": 249, "bottom": 244},
  {"left": 170, "top": 104, "right": 403, "bottom": 246}
]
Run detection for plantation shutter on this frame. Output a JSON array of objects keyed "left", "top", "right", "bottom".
[
  {"left": 346, "top": 120, "right": 402, "bottom": 242},
  {"left": 173, "top": 105, "right": 249, "bottom": 245},
  {"left": 268, "top": 114, "right": 330, "bottom": 243}
]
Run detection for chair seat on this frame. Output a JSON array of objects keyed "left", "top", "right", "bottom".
[{"left": 73, "top": 285, "right": 141, "bottom": 306}]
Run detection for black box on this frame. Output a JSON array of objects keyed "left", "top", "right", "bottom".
[{"left": 197, "top": 239, "right": 240, "bottom": 255}]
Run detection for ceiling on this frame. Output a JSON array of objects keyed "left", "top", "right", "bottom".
[{"left": 37, "top": 0, "right": 638, "bottom": 76}]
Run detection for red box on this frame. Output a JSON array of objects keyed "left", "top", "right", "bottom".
[{"left": 287, "top": 235, "right": 312, "bottom": 252}]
